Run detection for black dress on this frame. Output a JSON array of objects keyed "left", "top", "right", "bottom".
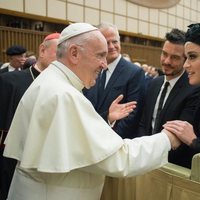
[{"left": 190, "top": 103, "right": 200, "bottom": 152}]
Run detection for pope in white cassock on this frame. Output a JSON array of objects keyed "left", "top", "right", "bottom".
[{"left": 3, "top": 23, "right": 180, "bottom": 200}]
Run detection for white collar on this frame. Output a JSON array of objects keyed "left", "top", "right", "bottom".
[
  {"left": 107, "top": 54, "right": 121, "bottom": 73},
  {"left": 52, "top": 61, "right": 84, "bottom": 92},
  {"left": 8, "top": 65, "right": 21, "bottom": 71},
  {"left": 164, "top": 70, "right": 185, "bottom": 88}
]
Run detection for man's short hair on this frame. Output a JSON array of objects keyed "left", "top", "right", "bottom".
[{"left": 165, "top": 28, "right": 186, "bottom": 45}]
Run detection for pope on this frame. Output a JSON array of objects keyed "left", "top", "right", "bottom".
[{"left": 4, "top": 23, "right": 180, "bottom": 200}]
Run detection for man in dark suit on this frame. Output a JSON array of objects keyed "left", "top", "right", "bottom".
[
  {"left": 163, "top": 23, "right": 200, "bottom": 164},
  {"left": 0, "top": 45, "right": 27, "bottom": 73},
  {"left": 137, "top": 28, "right": 200, "bottom": 168},
  {"left": 0, "top": 33, "right": 60, "bottom": 200},
  {"left": 84, "top": 22, "right": 145, "bottom": 139}
]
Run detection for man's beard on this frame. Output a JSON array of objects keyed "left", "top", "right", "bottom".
[{"left": 162, "top": 65, "right": 183, "bottom": 77}]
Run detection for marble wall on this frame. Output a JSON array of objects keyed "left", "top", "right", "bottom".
[{"left": 0, "top": 0, "right": 199, "bottom": 39}]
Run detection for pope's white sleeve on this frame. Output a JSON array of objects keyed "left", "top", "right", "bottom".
[{"left": 81, "top": 132, "right": 171, "bottom": 177}]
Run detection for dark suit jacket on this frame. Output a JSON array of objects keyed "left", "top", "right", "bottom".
[
  {"left": 190, "top": 104, "right": 200, "bottom": 152},
  {"left": 84, "top": 57, "right": 145, "bottom": 139},
  {"left": 0, "top": 67, "right": 40, "bottom": 199},
  {"left": 0, "top": 67, "right": 9, "bottom": 74},
  {"left": 137, "top": 71, "right": 200, "bottom": 168},
  {"left": 193, "top": 103, "right": 200, "bottom": 139},
  {"left": 0, "top": 67, "right": 40, "bottom": 131},
  {"left": 169, "top": 103, "right": 200, "bottom": 169}
]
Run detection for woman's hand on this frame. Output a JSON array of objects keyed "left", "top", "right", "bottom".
[{"left": 163, "top": 120, "right": 197, "bottom": 146}]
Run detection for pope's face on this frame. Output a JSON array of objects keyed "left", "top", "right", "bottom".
[
  {"left": 184, "top": 42, "right": 200, "bottom": 85},
  {"left": 78, "top": 31, "right": 108, "bottom": 89}
]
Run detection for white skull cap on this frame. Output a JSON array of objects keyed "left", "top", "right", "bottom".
[{"left": 58, "top": 23, "right": 98, "bottom": 45}]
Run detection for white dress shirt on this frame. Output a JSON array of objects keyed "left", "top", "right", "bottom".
[{"left": 152, "top": 71, "right": 185, "bottom": 129}]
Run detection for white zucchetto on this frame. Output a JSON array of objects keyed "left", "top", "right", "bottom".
[{"left": 58, "top": 23, "right": 98, "bottom": 45}]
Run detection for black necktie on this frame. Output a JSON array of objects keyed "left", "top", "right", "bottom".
[
  {"left": 153, "top": 81, "right": 169, "bottom": 134},
  {"left": 99, "top": 69, "right": 107, "bottom": 92},
  {"left": 97, "top": 69, "right": 107, "bottom": 102}
]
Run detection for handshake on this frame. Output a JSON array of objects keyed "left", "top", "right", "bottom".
[
  {"left": 106, "top": 95, "right": 198, "bottom": 151},
  {"left": 162, "top": 120, "right": 197, "bottom": 150}
]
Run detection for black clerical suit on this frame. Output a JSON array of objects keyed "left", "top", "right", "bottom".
[
  {"left": 137, "top": 71, "right": 200, "bottom": 168},
  {"left": 0, "top": 66, "right": 40, "bottom": 200},
  {"left": 0, "top": 67, "right": 9, "bottom": 74}
]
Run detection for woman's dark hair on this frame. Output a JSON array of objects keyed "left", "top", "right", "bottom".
[{"left": 185, "top": 23, "right": 200, "bottom": 45}]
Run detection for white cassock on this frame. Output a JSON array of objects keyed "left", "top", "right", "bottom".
[{"left": 4, "top": 61, "right": 171, "bottom": 200}]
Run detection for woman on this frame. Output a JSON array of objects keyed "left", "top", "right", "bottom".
[{"left": 164, "top": 23, "right": 200, "bottom": 152}]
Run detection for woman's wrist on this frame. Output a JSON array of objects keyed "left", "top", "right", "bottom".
[{"left": 190, "top": 137, "right": 200, "bottom": 151}]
